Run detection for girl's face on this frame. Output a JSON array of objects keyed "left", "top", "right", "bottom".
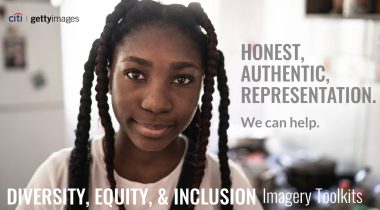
[{"left": 110, "top": 24, "right": 203, "bottom": 152}]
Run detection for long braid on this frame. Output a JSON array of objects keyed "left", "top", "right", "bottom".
[
  {"left": 187, "top": 2, "right": 219, "bottom": 206},
  {"left": 67, "top": 2, "right": 135, "bottom": 209},
  {"left": 94, "top": 1, "right": 137, "bottom": 209},
  {"left": 67, "top": 38, "right": 99, "bottom": 210},
  {"left": 188, "top": 4, "right": 234, "bottom": 210},
  {"left": 192, "top": 76, "right": 214, "bottom": 187},
  {"left": 216, "top": 50, "right": 232, "bottom": 210}
]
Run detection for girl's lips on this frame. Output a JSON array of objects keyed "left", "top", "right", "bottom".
[{"left": 132, "top": 120, "right": 173, "bottom": 138}]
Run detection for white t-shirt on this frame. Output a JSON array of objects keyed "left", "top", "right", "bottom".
[{"left": 16, "top": 136, "right": 263, "bottom": 210}]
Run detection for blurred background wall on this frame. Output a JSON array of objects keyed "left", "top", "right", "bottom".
[
  {"left": 0, "top": 0, "right": 379, "bottom": 209},
  {"left": 0, "top": 1, "right": 66, "bottom": 209}
]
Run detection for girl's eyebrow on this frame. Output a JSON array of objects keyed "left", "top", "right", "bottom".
[
  {"left": 171, "top": 61, "right": 200, "bottom": 71},
  {"left": 122, "top": 56, "right": 200, "bottom": 71},
  {"left": 122, "top": 56, "right": 153, "bottom": 67}
]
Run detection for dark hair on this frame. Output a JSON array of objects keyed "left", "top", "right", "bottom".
[{"left": 67, "top": 1, "right": 232, "bottom": 210}]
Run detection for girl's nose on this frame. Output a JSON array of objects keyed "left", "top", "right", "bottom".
[{"left": 141, "top": 85, "right": 172, "bottom": 114}]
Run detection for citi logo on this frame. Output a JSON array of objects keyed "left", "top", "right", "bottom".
[{"left": 9, "top": 12, "right": 24, "bottom": 22}]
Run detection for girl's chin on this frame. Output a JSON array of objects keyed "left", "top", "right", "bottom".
[
  {"left": 118, "top": 124, "right": 181, "bottom": 152},
  {"left": 133, "top": 139, "right": 173, "bottom": 152}
]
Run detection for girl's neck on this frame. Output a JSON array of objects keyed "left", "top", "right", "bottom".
[{"left": 112, "top": 131, "right": 185, "bottom": 183}]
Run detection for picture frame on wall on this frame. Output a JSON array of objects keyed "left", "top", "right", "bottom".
[
  {"left": 3, "top": 26, "right": 26, "bottom": 70},
  {"left": 0, "top": 6, "right": 5, "bottom": 20}
]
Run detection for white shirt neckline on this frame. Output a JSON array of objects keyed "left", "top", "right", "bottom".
[{"left": 93, "top": 135, "right": 189, "bottom": 189}]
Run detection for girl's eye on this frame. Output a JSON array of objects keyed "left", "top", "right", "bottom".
[
  {"left": 125, "top": 71, "right": 145, "bottom": 80},
  {"left": 174, "top": 75, "right": 193, "bottom": 85}
]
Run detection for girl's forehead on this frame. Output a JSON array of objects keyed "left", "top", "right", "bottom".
[
  {"left": 115, "top": 25, "right": 201, "bottom": 58},
  {"left": 120, "top": 24, "right": 194, "bottom": 47},
  {"left": 111, "top": 24, "right": 203, "bottom": 71}
]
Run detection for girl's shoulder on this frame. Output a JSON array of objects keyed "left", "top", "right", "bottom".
[
  {"left": 204, "top": 152, "right": 253, "bottom": 189},
  {"left": 16, "top": 147, "right": 72, "bottom": 209},
  {"left": 204, "top": 153, "right": 264, "bottom": 210},
  {"left": 22, "top": 136, "right": 107, "bottom": 190},
  {"left": 23, "top": 137, "right": 103, "bottom": 190},
  {"left": 25, "top": 147, "right": 72, "bottom": 189}
]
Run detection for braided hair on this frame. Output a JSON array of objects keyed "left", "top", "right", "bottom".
[{"left": 67, "top": 1, "right": 232, "bottom": 210}]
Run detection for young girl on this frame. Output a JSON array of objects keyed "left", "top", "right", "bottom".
[{"left": 17, "top": 0, "right": 263, "bottom": 210}]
